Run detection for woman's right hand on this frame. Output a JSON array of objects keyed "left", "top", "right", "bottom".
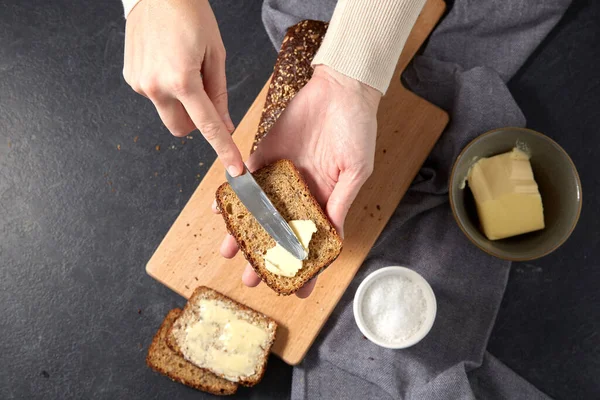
[{"left": 123, "top": 0, "right": 243, "bottom": 176}]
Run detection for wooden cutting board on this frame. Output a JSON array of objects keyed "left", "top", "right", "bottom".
[{"left": 147, "top": 0, "right": 448, "bottom": 365}]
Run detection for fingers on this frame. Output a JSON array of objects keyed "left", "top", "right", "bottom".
[
  {"left": 178, "top": 73, "right": 243, "bottom": 176},
  {"left": 242, "top": 264, "right": 261, "bottom": 287},
  {"left": 219, "top": 234, "right": 239, "bottom": 258},
  {"left": 326, "top": 168, "right": 373, "bottom": 238},
  {"left": 202, "top": 49, "right": 234, "bottom": 132},
  {"left": 295, "top": 278, "right": 317, "bottom": 298},
  {"left": 152, "top": 97, "right": 196, "bottom": 137}
]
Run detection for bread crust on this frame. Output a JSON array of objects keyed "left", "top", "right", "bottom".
[
  {"left": 252, "top": 20, "right": 328, "bottom": 153},
  {"left": 216, "top": 160, "right": 343, "bottom": 295},
  {"left": 146, "top": 308, "right": 238, "bottom": 395},
  {"left": 166, "top": 286, "right": 278, "bottom": 387}
]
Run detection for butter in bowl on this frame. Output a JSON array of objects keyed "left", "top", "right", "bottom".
[{"left": 450, "top": 127, "right": 582, "bottom": 261}]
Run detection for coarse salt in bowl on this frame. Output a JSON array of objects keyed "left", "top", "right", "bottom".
[{"left": 353, "top": 266, "right": 437, "bottom": 349}]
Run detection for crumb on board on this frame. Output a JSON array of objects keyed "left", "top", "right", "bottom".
[
  {"left": 154, "top": 172, "right": 158, "bottom": 177},
  {"left": 363, "top": 206, "right": 367, "bottom": 210},
  {"left": 199, "top": 162, "right": 204, "bottom": 166},
  {"left": 370, "top": 213, "right": 374, "bottom": 218},
  {"left": 376, "top": 205, "right": 381, "bottom": 210},
  {"left": 362, "top": 336, "right": 367, "bottom": 340},
  {"left": 155, "top": 145, "right": 160, "bottom": 151},
  {"left": 186, "top": 223, "right": 190, "bottom": 227},
  {"left": 194, "top": 277, "right": 198, "bottom": 281},
  {"left": 185, "top": 285, "right": 190, "bottom": 290},
  {"left": 186, "top": 135, "right": 193, "bottom": 140},
  {"left": 181, "top": 139, "right": 186, "bottom": 145},
  {"left": 383, "top": 149, "right": 387, "bottom": 154},
  {"left": 133, "top": 136, "right": 139, "bottom": 143},
  {"left": 137, "top": 309, "right": 142, "bottom": 314},
  {"left": 41, "top": 371, "right": 49, "bottom": 378},
  {"left": 138, "top": 343, "right": 143, "bottom": 350},
  {"left": 117, "top": 144, "right": 121, "bottom": 151},
  {"left": 368, "top": 357, "right": 375, "bottom": 361},
  {"left": 193, "top": 234, "right": 197, "bottom": 237}
]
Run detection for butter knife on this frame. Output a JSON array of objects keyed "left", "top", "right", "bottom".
[{"left": 225, "top": 165, "right": 308, "bottom": 260}]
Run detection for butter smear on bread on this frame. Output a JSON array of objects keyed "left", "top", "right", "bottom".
[
  {"left": 184, "top": 299, "right": 269, "bottom": 380},
  {"left": 264, "top": 220, "right": 317, "bottom": 277}
]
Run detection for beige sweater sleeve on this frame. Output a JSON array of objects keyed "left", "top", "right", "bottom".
[
  {"left": 312, "top": 0, "right": 426, "bottom": 94},
  {"left": 122, "top": 0, "right": 142, "bottom": 17}
]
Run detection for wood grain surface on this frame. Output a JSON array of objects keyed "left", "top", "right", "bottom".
[{"left": 147, "top": 0, "right": 449, "bottom": 365}]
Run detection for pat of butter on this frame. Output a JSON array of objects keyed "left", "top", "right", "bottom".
[
  {"left": 467, "top": 148, "right": 545, "bottom": 240},
  {"left": 184, "top": 299, "right": 268, "bottom": 379},
  {"left": 264, "top": 220, "right": 317, "bottom": 277}
]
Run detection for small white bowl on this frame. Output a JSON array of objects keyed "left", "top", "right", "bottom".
[{"left": 353, "top": 266, "right": 437, "bottom": 349}]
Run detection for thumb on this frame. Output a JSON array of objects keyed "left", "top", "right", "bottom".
[{"left": 326, "top": 169, "right": 368, "bottom": 238}]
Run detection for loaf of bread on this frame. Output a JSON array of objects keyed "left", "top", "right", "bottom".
[
  {"left": 252, "top": 20, "right": 328, "bottom": 153},
  {"left": 146, "top": 308, "right": 238, "bottom": 396},
  {"left": 167, "top": 286, "right": 277, "bottom": 387},
  {"left": 216, "top": 160, "right": 343, "bottom": 295}
]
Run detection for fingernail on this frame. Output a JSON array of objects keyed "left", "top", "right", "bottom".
[{"left": 227, "top": 165, "right": 241, "bottom": 177}]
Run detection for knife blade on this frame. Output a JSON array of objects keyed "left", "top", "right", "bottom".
[{"left": 225, "top": 165, "right": 308, "bottom": 260}]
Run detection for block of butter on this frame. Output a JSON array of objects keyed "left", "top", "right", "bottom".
[
  {"left": 467, "top": 148, "right": 545, "bottom": 240},
  {"left": 264, "top": 220, "right": 317, "bottom": 277}
]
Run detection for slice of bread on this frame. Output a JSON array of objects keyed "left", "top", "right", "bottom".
[
  {"left": 252, "top": 20, "right": 328, "bottom": 153},
  {"left": 167, "top": 286, "right": 277, "bottom": 387},
  {"left": 216, "top": 159, "right": 343, "bottom": 295},
  {"left": 146, "top": 308, "right": 238, "bottom": 396}
]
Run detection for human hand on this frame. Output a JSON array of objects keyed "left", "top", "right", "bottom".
[
  {"left": 214, "top": 65, "right": 381, "bottom": 298},
  {"left": 123, "top": 0, "right": 243, "bottom": 176}
]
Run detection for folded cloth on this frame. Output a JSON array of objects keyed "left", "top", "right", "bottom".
[{"left": 262, "top": 0, "right": 571, "bottom": 399}]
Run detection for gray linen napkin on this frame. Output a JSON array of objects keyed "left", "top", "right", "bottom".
[{"left": 262, "top": 1, "right": 572, "bottom": 399}]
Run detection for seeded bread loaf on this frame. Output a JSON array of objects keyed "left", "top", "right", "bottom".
[
  {"left": 167, "top": 286, "right": 277, "bottom": 387},
  {"left": 252, "top": 20, "right": 328, "bottom": 153},
  {"left": 216, "top": 160, "right": 343, "bottom": 295},
  {"left": 146, "top": 308, "right": 238, "bottom": 396}
]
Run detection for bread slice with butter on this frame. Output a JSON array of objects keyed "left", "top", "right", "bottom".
[
  {"left": 167, "top": 286, "right": 277, "bottom": 387},
  {"left": 216, "top": 159, "right": 343, "bottom": 295},
  {"left": 146, "top": 308, "right": 238, "bottom": 395}
]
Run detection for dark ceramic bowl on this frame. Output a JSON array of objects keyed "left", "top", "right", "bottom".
[{"left": 449, "top": 127, "right": 582, "bottom": 261}]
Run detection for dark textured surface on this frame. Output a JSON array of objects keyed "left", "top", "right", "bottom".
[
  {"left": 0, "top": 1, "right": 597, "bottom": 400},
  {"left": 488, "top": 1, "right": 600, "bottom": 399}
]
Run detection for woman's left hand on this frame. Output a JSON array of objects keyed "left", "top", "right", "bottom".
[{"left": 215, "top": 65, "right": 381, "bottom": 298}]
